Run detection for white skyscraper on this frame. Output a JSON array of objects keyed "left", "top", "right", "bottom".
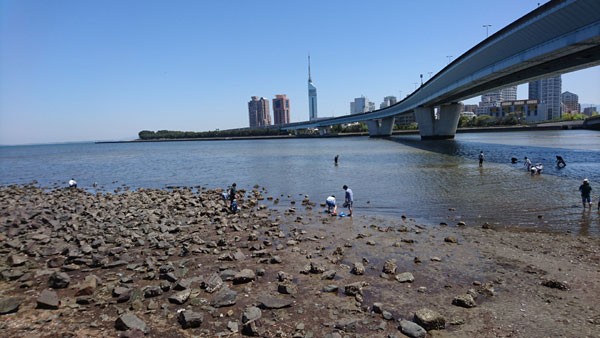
[{"left": 308, "top": 55, "right": 318, "bottom": 121}]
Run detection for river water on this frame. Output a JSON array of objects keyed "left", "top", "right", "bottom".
[{"left": 1, "top": 130, "right": 599, "bottom": 235}]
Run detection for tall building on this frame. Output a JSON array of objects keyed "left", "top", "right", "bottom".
[
  {"left": 350, "top": 96, "right": 375, "bottom": 114},
  {"left": 248, "top": 96, "right": 271, "bottom": 128},
  {"left": 476, "top": 86, "right": 517, "bottom": 115},
  {"left": 380, "top": 96, "right": 398, "bottom": 109},
  {"left": 529, "top": 75, "right": 562, "bottom": 120},
  {"left": 308, "top": 55, "right": 318, "bottom": 121},
  {"left": 272, "top": 94, "right": 290, "bottom": 125},
  {"left": 561, "top": 91, "right": 579, "bottom": 113}
]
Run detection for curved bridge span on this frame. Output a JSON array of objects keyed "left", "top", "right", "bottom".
[{"left": 284, "top": 0, "right": 600, "bottom": 139}]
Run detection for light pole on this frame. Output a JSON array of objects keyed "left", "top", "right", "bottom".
[
  {"left": 420, "top": 74, "right": 423, "bottom": 86},
  {"left": 483, "top": 24, "right": 491, "bottom": 38},
  {"left": 446, "top": 55, "right": 453, "bottom": 64},
  {"left": 428, "top": 71, "right": 433, "bottom": 79}
]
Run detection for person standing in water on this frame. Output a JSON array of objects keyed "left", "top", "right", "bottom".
[
  {"left": 478, "top": 151, "right": 484, "bottom": 167},
  {"left": 579, "top": 178, "right": 592, "bottom": 209},
  {"left": 334, "top": 155, "right": 339, "bottom": 166},
  {"left": 343, "top": 185, "right": 353, "bottom": 217}
]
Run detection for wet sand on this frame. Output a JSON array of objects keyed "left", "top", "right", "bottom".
[{"left": 0, "top": 185, "right": 599, "bottom": 337}]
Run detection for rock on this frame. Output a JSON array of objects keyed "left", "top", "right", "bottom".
[
  {"left": 372, "top": 302, "right": 384, "bottom": 314},
  {"left": 178, "top": 310, "right": 203, "bottom": 329},
  {"left": 48, "top": 272, "right": 70, "bottom": 289},
  {"left": 233, "top": 269, "right": 256, "bottom": 284},
  {"left": 452, "top": 294, "right": 477, "bottom": 308},
  {"left": 351, "top": 262, "right": 365, "bottom": 275},
  {"left": 242, "top": 306, "right": 263, "bottom": 336},
  {"left": 258, "top": 296, "right": 293, "bottom": 309},
  {"left": 541, "top": 279, "right": 569, "bottom": 290},
  {"left": 444, "top": 236, "right": 458, "bottom": 244},
  {"left": 321, "top": 270, "right": 336, "bottom": 280},
  {"left": 399, "top": 319, "right": 427, "bottom": 338},
  {"left": 202, "top": 273, "right": 223, "bottom": 293},
  {"left": 344, "top": 282, "right": 366, "bottom": 296},
  {"left": 7, "top": 255, "right": 28, "bottom": 267},
  {"left": 115, "top": 313, "right": 149, "bottom": 334},
  {"left": 75, "top": 275, "right": 98, "bottom": 296},
  {"left": 211, "top": 287, "right": 237, "bottom": 307},
  {"left": 413, "top": 308, "right": 445, "bottom": 331},
  {"left": 0, "top": 297, "right": 24, "bottom": 315},
  {"left": 37, "top": 289, "right": 59, "bottom": 309},
  {"left": 168, "top": 289, "right": 191, "bottom": 305},
  {"left": 322, "top": 285, "right": 339, "bottom": 293},
  {"left": 143, "top": 286, "right": 163, "bottom": 298},
  {"left": 278, "top": 282, "right": 297, "bottom": 295},
  {"left": 395, "top": 272, "right": 415, "bottom": 283},
  {"left": 383, "top": 260, "right": 397, "bottom": 274}
]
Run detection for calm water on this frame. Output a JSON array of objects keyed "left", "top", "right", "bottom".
[{"left": 1, "top": 130, "right": 599, "bottom": 235}]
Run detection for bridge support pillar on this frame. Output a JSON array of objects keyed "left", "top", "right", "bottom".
[
  {"left": 366, "top": 117, "right": 395, "bottom": 137},
  {"left": 318, "top": 127, "right": 328, "bottom": 136},
  {"left": 414, "top": 104, "right": 460, "bottom": 140}
]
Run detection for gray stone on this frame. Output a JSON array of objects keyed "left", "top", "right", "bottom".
[
  {"left": 452, "top": 294, "right": 477, "bottom": 308},
  {"left": 258, "top": 296, "right": 293, "bottom": 309},
  {"left": 0, "top": 297, "right": 23, "bottom": 315},
  {"left": 395, "top": 272, "right": 415, "bottom": 283},
  {"left": 143, "top": 285, "right": 163, "bottom": 298},
  {"left": 322, "top": 285, "right": 339, "bottom": 293},
  {"left": 277, "top": 282, "right": 297, "bottom": 295},
  {"left": 413, "top": 308, "right": 445, "bottom": 331},
  {"left": 115, "top": 312, "right": 149, "bottom": 334},
  {"left": 75, "top": 275, "right": 98, "bottom": 296},
  {"left": 382, "top": 259, "right": 397, "bottom": 274},
  {"left": 178, "top": 310, "right": 203, "bottom": 329},
  {"left": 344, "top": 282, "right": 366, "bottom": 296},
  {"left": 399, "top": 319, "right": 426, "bottom": 338},
  {"left": 168, "top": 289, "right": 191, "bottom": 305},
  {"left": 321, "top": 270, "right": 336, "bottom": 280},
  {"left": 351, "top": 262, "right": 365, "bottom": 275},
  {"left": 48, "top": 271, "right": 70, "bottom": 289},
  {"left": 372, "top": 302, "right": 384, "bottom": 314},
  {"left": 202, "top": 273, "right": 223, "bottom": 293},
  {"left": 233, "top": 269, "right": 256, "bottom": 284},
  {"left": 242, "top": 306, "right": 262, "bottom": 324},
  {"left": 211, "top": 287, "right": 237, "bottom": 307},
  {"left": 7, "top": 255, "right": 28, "bottom": 267},
  {"left": 37, "top": 289, "right": 59, "bottom": 309}
]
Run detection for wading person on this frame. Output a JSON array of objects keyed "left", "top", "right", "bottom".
[
  {"left": 228, "top": 183, "right": 237, "bottom": 208},
  {"left": 68, "top": 178, "right": 77, "bottom": 188},
  {"left": 524, "top": 157, "right": 532, "bottom": 171},
  {"left": 579, "top": 178, "right": 592, "bottom": 209},
  {"left": 334, "top": 154, "right": 339, "bottom": 166},
  {"left": 556, "top": 155, "right": 566, "bottom": 168},
  {"left": 478, "top": 151, "right": 484, "bottom": 167},
  {"left": 343, "top": 185, "right": 353, "bottom": 217}
]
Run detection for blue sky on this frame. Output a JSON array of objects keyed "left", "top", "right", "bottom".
[{"left": 1, "top": 0, "right": 599, "bottom": 145}]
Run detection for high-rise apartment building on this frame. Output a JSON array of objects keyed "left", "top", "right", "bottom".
[
  {"left": 272, "top": 94, "right": 290, "bottom": 125},
  {"left": 476, "top": 86, "right": 517, "bottom": 115},
  {"left": 350, "top": 96, "right": 375, "bottom": 114},
  {"left": 380, "top": 96, "right": 398, "bottom": 109},
  {"left": 308, "top": 55, "right": 318, "bottom": 121},
  {"left": 561, "top": 91, "right": 579, "bottom": 113},
  {"left": 529, "top": 75, "right": 562, "bottom": 120},
  {"left": 248, "top": 96, "right": 271, "bottom": 128}
]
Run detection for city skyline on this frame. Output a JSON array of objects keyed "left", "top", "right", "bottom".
[{"left": 1, "top": 0, "right": 599, "bottom": 145}]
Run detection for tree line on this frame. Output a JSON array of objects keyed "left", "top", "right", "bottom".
[{"left": 138, "top": 128, "right": 288, "bottom": 140}]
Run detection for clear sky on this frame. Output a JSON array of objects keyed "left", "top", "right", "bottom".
[{"left": 1, "top": 0, "right": 599, "bottom": 145}]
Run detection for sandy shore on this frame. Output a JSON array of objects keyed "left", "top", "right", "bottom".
[{"left": 0, "top": 185, "right": 599, "bottom": 337}]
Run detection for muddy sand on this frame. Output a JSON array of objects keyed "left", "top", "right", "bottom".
[{"left": 0, "top": 185, "right": 599, "bottom": 337}]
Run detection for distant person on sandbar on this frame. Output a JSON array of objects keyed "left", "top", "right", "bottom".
[
  {"left": 579, "top": 178, "right": 592, "bottom": 209},
  {"left": 556, "top": 155, "right": 566, "bottom": 168},
  {"left": 326, "top": 195, "right": 337, "bottom": 215},
  {"left": 511, "top": 157, "right": 518, "bottom": 164},
  {"left": 68, "top": 178, "right": 77, "bottom": 188},
  {"left": 343, "top": 185, "right": 353, "bottom": 217},
  {"left": 478, "top": 151, "right": 484, "bottom": 167},
  {"left": 524, "top": 157, "right": 532, "bottom": 171},
  {"left": 334, "top": 154, "right": 339, "bottom": 166}
]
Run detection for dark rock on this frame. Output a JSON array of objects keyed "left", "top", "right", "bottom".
[
  {"left": 6, "top": 255, "right": 27, "bottom": 267},
  {"left": 399, "top": 319, "right": 426, "bottom": 338},
  {"left": 115, "top": 313, "right": 149, "bottom": 334},
  {"left": 258, "top": 296, "right": 293, "bottom": 309},
  {"left": 48, "top": 272, "right": 70, "bottom": 289},
  {"left": 233, "top": 269, "right": 256, "bottom": 284},
  {"left": 277, "top": 282, "right": 297, "bottom": 295},
  {"left": 351, "top": 262, "right": 365, "bottom": 275},
  {"left": 322, "top": 285, "right": 339, "bottom": 293},
  {"left": 344, "top": 282, "right": 367, "bottom": 296},
  {"left": 178, "top": 310, "right": 203, "bottom": 329},
  {"left": 452, "top": 294, "right": 477, "bottom": 308},
  {"left": 168, "top": 289, "right": 191, "bottom": 305},
  {"left": 143, "top": 286, "right": 163, "bottom": 298},
  {"left": 0, "top": 297, "right": 24, "bottom": 315},
  {"left": 202, "top": 273, "right": 223, "bottom": 293},
  {"left": 541, "top": 279, "right": 569, "bottom": 290},
  {"left": 383, "top": 260, "right": 397, "bottom": 274},
  {"left": 242, "top": 306, "right": 263, "bottom": 336},
  {"left": 37, "top": 289, "right": 60, "bottom": 309},
  {"left": 444, "top": 236, "right": 458, "bottom": 244},
  {"left": 211, "top": 287, "right": 237, "bottom": 307}
]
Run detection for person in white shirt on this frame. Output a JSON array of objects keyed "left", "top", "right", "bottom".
[
  {"left": 68, "top": 178, "right": 77, "bottom": 188},
  {"left": 326, "top": 195, "right": 337, "bottom": 215}
]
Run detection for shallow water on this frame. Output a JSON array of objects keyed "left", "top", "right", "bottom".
[{"left": 1, "top": 130, "right": 599, "bottom": 235}]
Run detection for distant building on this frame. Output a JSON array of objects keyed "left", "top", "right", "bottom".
[
  {"left": 529, "top": 75, "right": 562, "bottom": 120},
  {"left": 561, "top": 91, "right": 580, "bottom": 113},
  {"left": 476, "top": 86, "right": 517, "bottom": 115},
  {"left": 248, "top": 96, "right": 271, "bottom": 128},
  {"left": 489, "top": 99, "right": 543, "bottom": 122},
  {"left": 380, "top": 96, "right": 398, "bottom": 109},
  {"left": 272, "top": 94, "right": 290, "bottom": 125},
  {"left": 308, "top": 55, "right": 318, "bottom": 121},
  {"left": 350, "top": 96, "right": 375, "bottom": 114},
  {"left": 583, "top": 106, "right": 597, "bottom": 116},
  {"left": 462, "top": 104, "right": 479, "bottom": 113}
]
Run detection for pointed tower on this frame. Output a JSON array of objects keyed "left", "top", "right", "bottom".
[{"left": 308, "top": 54, "right": 318, "bottom": 121}]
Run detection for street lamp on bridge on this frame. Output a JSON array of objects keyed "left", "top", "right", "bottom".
[
  {"left": 483, "top": 24, "right": 492, "bottom": 38},
  {"left": 446, "top": 55, "right": 453, "bottom": 64}
]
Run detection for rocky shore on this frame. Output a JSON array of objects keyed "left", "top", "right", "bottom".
[{"left": 1, "top": 184, "right": 599, "bottom": 337}]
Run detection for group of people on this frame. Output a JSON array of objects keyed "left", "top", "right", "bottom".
[{"left": 326, "top": 185, "right": 353, "bottom": 217}]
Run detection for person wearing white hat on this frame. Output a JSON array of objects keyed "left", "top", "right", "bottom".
[{"left": 579, "top": 178, "right": 592, "bottom": 209}]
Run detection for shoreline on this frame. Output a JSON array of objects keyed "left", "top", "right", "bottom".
[
  {"left": 96, "top": 122, "right": 588, "bottom": 144},
  {"left": 1, "top": 184, "right": 599, "bottom": 337}
]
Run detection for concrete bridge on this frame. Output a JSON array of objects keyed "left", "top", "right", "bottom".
[{"left": 283, "top": 0, "right": 600, "bottom": 139}]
